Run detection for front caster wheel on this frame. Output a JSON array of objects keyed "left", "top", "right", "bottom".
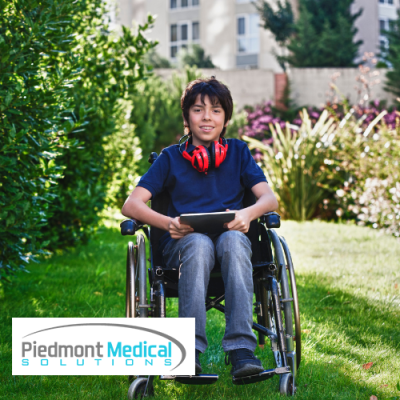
[
  {"left": 279, "top": 373, "right": 296, "bottom": 396},
  {"left": 128, "top": 377, "right": 154, "bottom": 399}
]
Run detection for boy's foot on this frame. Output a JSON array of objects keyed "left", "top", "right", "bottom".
[
  {"left": 195, "top": 349, "right": 202, "bottom": 374},
  {"left": 225, "top": 348, "right": 264, "bottom": 378}
]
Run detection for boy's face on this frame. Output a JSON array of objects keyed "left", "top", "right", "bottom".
[{"left": 185, "top": 94, "right": 229, "bottom": 148}]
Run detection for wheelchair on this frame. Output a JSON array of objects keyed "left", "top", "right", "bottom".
[{"left": 120, "top": 152, "right": 301, "bottom": 398}]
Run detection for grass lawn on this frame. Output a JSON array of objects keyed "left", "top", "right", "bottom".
[{"left": 1, "top": 220, "right": 399, "bottom": 399}]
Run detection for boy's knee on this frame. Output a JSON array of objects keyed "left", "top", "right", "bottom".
[
  {"left": 180, "top": 233, "right": 215, "bottom": 262},
  {"left": 217, "top": 230, "right": 251, "bottom": 254}
]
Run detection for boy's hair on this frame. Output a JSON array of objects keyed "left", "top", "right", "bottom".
[{"left": 181, "top": 77, "right": 233, "bottom": 138}]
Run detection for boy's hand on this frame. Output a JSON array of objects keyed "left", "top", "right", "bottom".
[
  {"left": 224, "top": 209, "right": 251, "bottom": 233},
  {"left": 168, "top": 217, "right": 194, "bottom": 239}
]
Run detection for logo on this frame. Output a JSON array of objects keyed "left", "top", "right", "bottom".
[{"left": 12, "top": 318, "right": 195, "bottom": 375}]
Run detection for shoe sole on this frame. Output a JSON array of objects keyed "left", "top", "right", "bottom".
[{"left": 231, "top": 363, "right": 264, "bottom": 378}]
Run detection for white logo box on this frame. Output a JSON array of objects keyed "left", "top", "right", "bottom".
[{"left": 12, "top": 318, "right": 195, "bottom": 375}]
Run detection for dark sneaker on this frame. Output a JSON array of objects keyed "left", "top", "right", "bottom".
[
  {"left": 225, "top": 348, "right": 264, "bottom": 377},
  {"left": 195, "top": 349, "right": 202, "bottom": 374}
]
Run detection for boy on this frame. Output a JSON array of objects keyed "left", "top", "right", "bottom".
[{"left": 121, "top": 77, "right": 278, "bottom": 378}]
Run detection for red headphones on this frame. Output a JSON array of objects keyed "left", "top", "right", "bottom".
[{"left": 179, "top": 136, "right": 228, "bottom": 174}]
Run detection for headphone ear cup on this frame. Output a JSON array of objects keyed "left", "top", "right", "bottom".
[
  {"left": 193, "top": 146, "right": 210, "bottom": 173},
  {"left": 214, "top": 140, "right": 227, "bottom": 168}
]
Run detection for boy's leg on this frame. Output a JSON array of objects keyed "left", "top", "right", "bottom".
[
  {"left": 163, "top": 233, "right": 215, "bottom": 353},
  {"left": 214, "top": 230, "right": 257, "bottom": 352}
]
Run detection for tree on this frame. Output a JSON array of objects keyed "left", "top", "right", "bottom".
[
  {"left": 145, "top": 48, "right": 172, "bottom": 68},
  {"left": 0, "top": 0, "right": 85, "bottom": 280},
  {"left": 41, "top": 7, "right": 155, "bottom": 249},
  {"left": 381, "top": 10, "right": 400, "bottom": 98},
  {"left": 254, "top": 0, "right": 295, "bottom": 46},
  {"left": 256, "top": 0, "right": 363, "bottom": 67},
  {"left": 179, "top": 44, "right": 215, "bottom": 68}
]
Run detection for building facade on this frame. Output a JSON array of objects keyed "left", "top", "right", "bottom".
[
  {"left": 117, "top": 0, "right": 299, "bottom": 71},
  {"left": 116, "top": 0, "right": 400, "bottom": 70}
]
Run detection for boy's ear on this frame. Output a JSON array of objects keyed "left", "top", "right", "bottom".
[{"left": 224, "top": 120, "right": 230, "bottom": 127}]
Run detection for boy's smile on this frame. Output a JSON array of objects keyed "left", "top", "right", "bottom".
[{"left": 185, "top": 94, "right": 229, "bottom": 147}]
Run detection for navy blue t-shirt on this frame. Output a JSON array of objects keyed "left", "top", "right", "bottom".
[{"left": 137, "top": 138, "right": 267, "bottom": 251}]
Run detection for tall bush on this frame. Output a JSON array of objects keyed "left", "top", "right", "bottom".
[
  {"left": 0, "top": 0, "right": 85, "bottom": 280},
  {"left": 42, "top": 7, "right": 155, "bottom": 249}
]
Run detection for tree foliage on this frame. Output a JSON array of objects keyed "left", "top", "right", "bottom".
[
  {"left": 179, "top": 44, "right": 215, "bottom": 68},
  {"left": 42, "top": 5, "right": 155, "bottom": 249},
  {"left": 381, "top": 10, "right": 400, "bottom": 98},
  {"left": 0, "top": 0, "right": 83, "bottom": 280},
  {"left": 254, "top": 0, "right": 295, "bottom": 45},
  {"left": 257, "top": 0, "right": 363, "bottom": 67},
  {"left": 0, "top": 0, "right": 154, "bottom": 280}
]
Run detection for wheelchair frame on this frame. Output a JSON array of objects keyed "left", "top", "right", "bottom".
[{"left": 120, "top": 155, "right": 301, "bottom": 399}]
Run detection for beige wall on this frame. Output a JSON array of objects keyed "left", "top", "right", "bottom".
[
  {"left": 155, "top": 68, "right": 275, "bottom": 109},
  {"left": 288, "top": 68, "right": 395, "bottom": 107},
  {"left": 155, "top": 67, "right": 394, "bottom": 109}
]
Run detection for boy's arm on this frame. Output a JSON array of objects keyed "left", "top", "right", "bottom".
[
  {"left": 225, "top": 182, "right": 278, "bottom": 233},
  {"left": 121, "top": 187, "right": 193, "bottom": 239}
]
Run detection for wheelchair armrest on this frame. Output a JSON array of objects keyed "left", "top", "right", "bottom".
[
  {"left": 120, "top": 219, "right": 144, "bottom": 236},
  {"left": 260, "top": 212, "right": 281, "bottom": 229}
]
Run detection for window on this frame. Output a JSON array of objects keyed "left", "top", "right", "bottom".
[
  {"left": 389, "top": 19, "right": 396, "bottom": 31},
  {"left": 238, "top": 17, "right": 245, "bottom": 35},
  {"left": 379, "top": 0, "right": 394, "bottom": 4},
  {"left": 380, "top": 19, "right": 386, "bottom": 32},
  {"left": 388, "top": 0, "right": 393, "bottom": 4},
  {"left": 237, "top": 14, "right": 260, "bottom": 54},
  {"left": 192, "top": 22, "right": 200, "bottom": 40},
  {"left": 171, "top": 24, "right": 178, "bottom": 42},
  {"left": 171, "top": 0, "right": 199, "bottom": 8},
  {"left": 181, "top": 24, "right": 188, "bottom": 41},
  {"left": 171, "top": 46, "right": 178, "bottom": 58},
  {"left": 170, "top": 21, "right": 192, "bottom": 58}
]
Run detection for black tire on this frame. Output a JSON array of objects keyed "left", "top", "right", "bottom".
[
  {"left": 268, "top": 230, "right": 293, "bottom": 336},
  {"left": 126, "top": 234, "right": 148, "bottom": 318},
  {"left": 128, "top": 377, "right": 154, "bottom": 399},
  {"left": 268, "top": 229, "right": 301, "bottom": 376},
  {"left": 279, "top": 373, "right": 296, "bottom": 396},
  {"left": 279, "top": 236, "right": 301, "bottom": 370}
]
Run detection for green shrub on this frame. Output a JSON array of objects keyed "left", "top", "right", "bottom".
[
  {"left": 244, "top": 110, "right": 341, "bottom": 220},
  {"left": 0, "top": 0, "right": 88, "bottom": 280},
  {"left": 334, "top": 112, "right": 400, "bottom": 236},
  {"left": 0, "top": 0, "right": 154, "bottom": 280},
  {"left": 42, "top": 7, "right": 155, "bottom": 249}
]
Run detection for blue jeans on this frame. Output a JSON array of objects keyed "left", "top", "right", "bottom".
[{"left": 162, "top": 231, "right": 257, "bottom": 353}]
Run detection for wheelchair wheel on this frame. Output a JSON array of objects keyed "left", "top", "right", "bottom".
[
  {"left": 268, "top": 230, "right": 300, "bottom": 374},
  {"left": 126, "top": 234, "right": 148, "bottom": 318},
  {"left": 128, "top": 377, "right": 154, "bottom": 399},
  {"left": 279, "top": 373, "right": 296, "bottom": 396},
  {"left": 279, "top": 236, "right": 301, "bottom": 370}
]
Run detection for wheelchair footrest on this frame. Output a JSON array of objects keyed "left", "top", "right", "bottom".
[
  {"left": 160, "top": 374, "right": 219, "bottom": 385},
  {"left": 232, "top": 366, "right": 291, "bottom": 385}
]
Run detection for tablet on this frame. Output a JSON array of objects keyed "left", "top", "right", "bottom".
[{"left": 180, "top": 211, "right": 236, "bottom": 234}]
